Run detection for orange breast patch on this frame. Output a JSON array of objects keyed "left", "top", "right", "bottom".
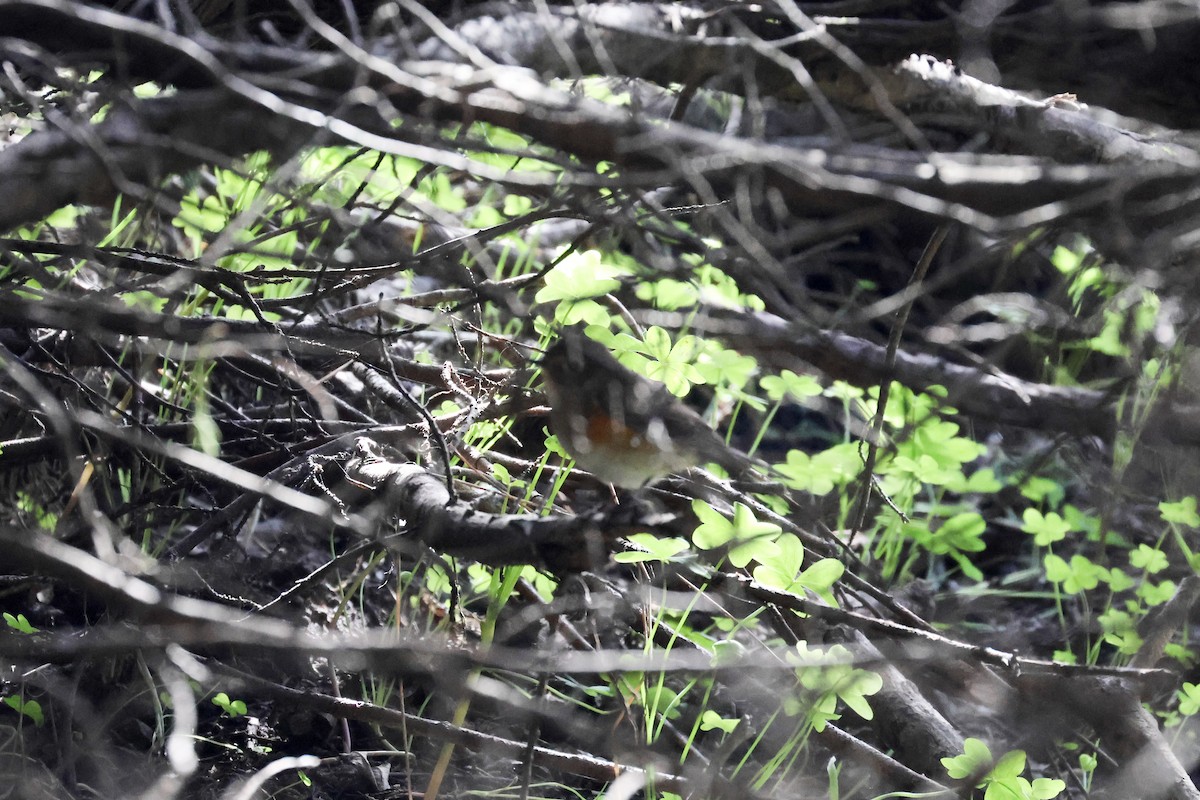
[{"left": 585, "top": 412, "right": 656, "bottom": 454}]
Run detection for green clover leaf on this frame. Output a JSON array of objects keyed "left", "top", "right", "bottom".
[
  {"left": 615, "top": 534, "right": 690, "bottom": 564},
  {"left": 1179, "top": 682, "right": 1200, "bottom": 716},
  {"left": 761, "top": 370, "right": 822, "bottom": 402},
  {"left": 1160, "top": 496, "right": 1200, "bottom": 527},
  {"left": 1022, "top": 509, "right": 1071, "bottom": 546},
  {"left": 534, "top": 249, "right": 623, "bottom": 304},
  {"left": 1130, "top": 544, "right": 1169, "bottom": 574}
]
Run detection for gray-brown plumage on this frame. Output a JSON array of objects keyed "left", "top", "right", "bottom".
[{"left": 540, "top": 328, "right": 755, "bottom": 488}]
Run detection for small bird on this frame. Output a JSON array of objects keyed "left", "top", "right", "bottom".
[{"left": 539, "top": 328, "right": 757, "bottom": 488}]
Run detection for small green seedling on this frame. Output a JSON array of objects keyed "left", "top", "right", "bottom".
[
  {"left": 212, "top": 692, "right": 248, "bottom": 718},
  {"left": 3, "top": 612, "right": 38, "bottom": 634},
  {"left": 4, "top": 695, "right": 44, "bottom": 727},
  {"left": 942, "top": 738, "right": 1065, "bottom": 800}
]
